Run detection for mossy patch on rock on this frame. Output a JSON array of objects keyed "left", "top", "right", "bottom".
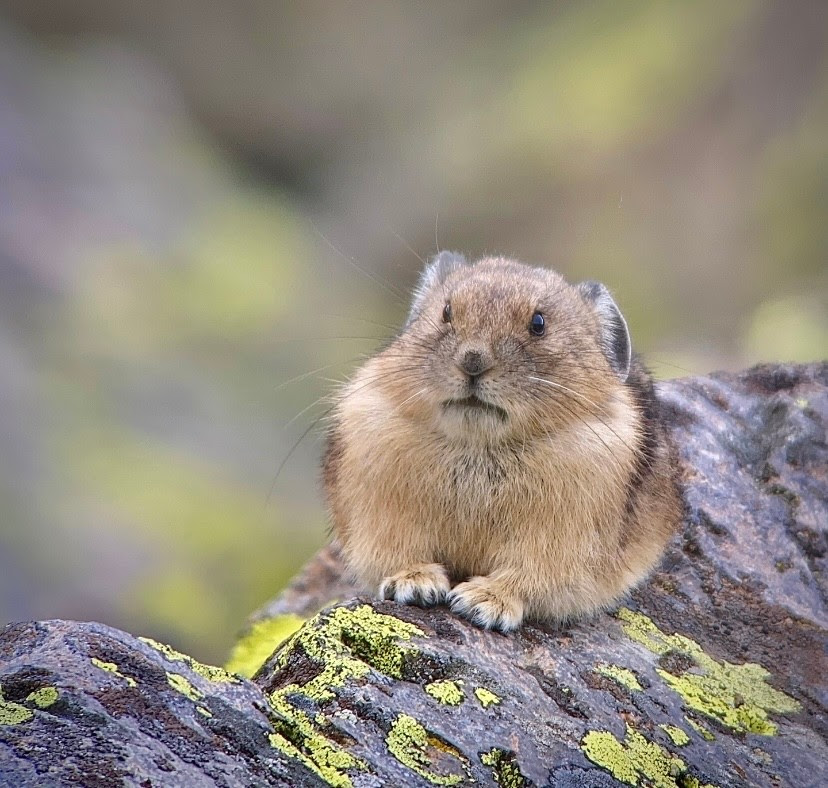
[
  {"left": 425, "top": 679, "right": 464, "bottom": 706},
  {"left": 274, "top": 604, "right": 423, "bottom": 703},
  {"left": 268, "top": 702, "right": 364, "bottom": 788},
  {"left": 474, "top": 687, "right": 501, "bottom": 708},
  {"left": 582, "top": 725, "right": 714, "bottom": 788},
  {"left": 139, "top": 636, "right": 240, "bottom": 683},
  {"left": 25, "top": 687, "right": 59, "bottom": 709},
  {"left": 480, "top": 747, "right": 528, "bottom": 787},
  {"left": 386, "top": 713, "right": 467, "bottom": 785},
  {"left": 596, "top": 663, "right": 643, "bottom": 692},
  {"left": 225, "top": 613, "right": 305, "bottom": 678},
  {"left": 1, "top": 683, "right": 59, "bottom": 724},
  {"left": 659, "top": 724, "right": 690, "bottom": 746},
  {"left": 617, "top": 609, "right": 800, "bottom": 735},
  {"left": 91, "top": 657, "right": 137, "bottom": 687},
  {"left": 166, "top": 671, "right": 203, "bottom": 702},
  {"left": 0, "top": 686, "right": 33, "bottom": 725},
  {"left": 265, "top": 604, "right": 424, "bottom": 787},
  {"left": 685, "top": 716, "right": 715, "bottom": 741}
]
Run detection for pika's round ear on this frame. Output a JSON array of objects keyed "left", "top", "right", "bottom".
[
  {"left": 406, "top": 251, "right": 468, "bottom": 326},
  {"left": 576, "top": 281, "right": 632, "bottom": 382}
]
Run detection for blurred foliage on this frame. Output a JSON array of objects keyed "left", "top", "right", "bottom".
[
  {"left": 46, "top": 189, "right": 319, "bottom": 661},
  {"left": 72, "top": 194, "right": 305, "bottom": 350},
  {"left": 744, "top": 296, "right": 827, "bottom": 363},
  {"left": 0, "top": 1, "right": 825, "bottom": 663},
  {"left": 497, "top": 1, "right": 751, "bottom": 158}
]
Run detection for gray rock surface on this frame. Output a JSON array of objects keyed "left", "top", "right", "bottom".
[{"left": 1, "top": 363, "right": 826, "bottom": 787}]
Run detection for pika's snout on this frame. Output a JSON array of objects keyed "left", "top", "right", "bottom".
[{"left": 456, "top": 347, "right": 494, "bottom": 379}]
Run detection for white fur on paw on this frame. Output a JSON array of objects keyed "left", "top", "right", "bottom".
[
  {"left": 447, "top": 577, "right": 524, "bottom": 632},
  {"left": 379, "top": 564, "right": 450, "bottom": 606}
]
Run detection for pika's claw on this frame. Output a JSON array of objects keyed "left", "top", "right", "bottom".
[
  {"left": 448, "top": 577, "right": 524, "bottom": 632},
  {"left": 379, "top": 563, "right": 451, "bottom": 606}
]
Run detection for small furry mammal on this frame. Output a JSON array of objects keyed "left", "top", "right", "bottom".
[{"left": 323, "top": 253, "right": 681, "bottom": 631}]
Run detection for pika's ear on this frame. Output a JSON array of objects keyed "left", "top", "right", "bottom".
[
  {"left": 406, "top": 251, "right": 468, "bottom": 325},
  {"left": 577, "top": 281, "right": 632, "bottom": 382}
]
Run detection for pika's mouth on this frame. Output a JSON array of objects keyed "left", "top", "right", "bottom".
[{"left": 443, "top": 395, "right": 508, "bottom": 421}]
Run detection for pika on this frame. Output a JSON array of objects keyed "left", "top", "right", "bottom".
[{"left": 323, "top": 253, "right": 681, "bottom": 631}]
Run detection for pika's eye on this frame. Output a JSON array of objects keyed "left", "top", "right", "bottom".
[
  {"left": 529, "top": 311, "right": 545, "bottom": 336},
  {"left": 442, "top": 302, "right": 452, "bottom": 323}
]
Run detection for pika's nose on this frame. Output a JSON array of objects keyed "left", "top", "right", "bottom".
[{"left": 458, "top": 349, "right": 490, "bottom": 378}]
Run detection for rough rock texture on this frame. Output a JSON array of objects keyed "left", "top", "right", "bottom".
[{"left": 1, "top": 363, "right": 826, "bottom": 787}]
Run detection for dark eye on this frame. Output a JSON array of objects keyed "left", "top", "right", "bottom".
[
  {"left": 529, "top": 311, "right": 545, "bottom": 336},
  {"left": 442, "top": 302, "right": 452, "bottom": 323}
]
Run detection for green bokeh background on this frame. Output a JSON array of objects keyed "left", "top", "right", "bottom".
[{"left": 0, "top": 1, "right": 825, "bottom": 664}]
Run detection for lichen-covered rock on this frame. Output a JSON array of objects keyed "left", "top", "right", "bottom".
[
  {"left": 1, "top": 363, "right": 826, "bottom": 786},
  {"left": 0, "top": 620, "right": 319, "bottom": 786}
]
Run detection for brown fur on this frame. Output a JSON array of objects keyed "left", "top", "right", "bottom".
[{"left": 323, "top": 256, "right": 681, "bottom": 631}]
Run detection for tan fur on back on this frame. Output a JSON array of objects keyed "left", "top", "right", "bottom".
[{"left": 323, "top": 257, "right": 681, "bottom": 630}]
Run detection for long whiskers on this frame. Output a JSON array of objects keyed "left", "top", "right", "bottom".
[
  {"left": 267, "top": 363, "right": 430, "bottom": 504},
  {"left": 526, "top": 378, "right": 634, "bottom": 475},
  {"left": 531, "top": 390, "right": 631, "bottom": 482},
  {"left": 311, "top": 223, "right": 408, "bottom": 304},
  {"left": 274, "top": 356, "right": 373, "bottom": 392},
  {"left": 528, "top": 375, "right": 614, "bottom": 419},
  {"left": 386, "top": 225, "right": 426, "bottom": 266},
  {"left": 285, "top": 363, "right": 428, "bottom": 428},
  {"left": 527, "top": 375, "right": 658, "bottom": 477},
  {"left": 395, "top": 386, "right": 430, "bottom": 410}
]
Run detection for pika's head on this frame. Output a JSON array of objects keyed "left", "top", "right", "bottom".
[{"left": 381, "top": 253, "right": 632, "bottom": 443}]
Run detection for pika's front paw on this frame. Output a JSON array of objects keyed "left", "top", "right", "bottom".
[
  {"left": 379, "top": 563, "right": 451, "bottom": 606},
  {"left": 447, "top": 577, "right": 524, "bottom": 632}
]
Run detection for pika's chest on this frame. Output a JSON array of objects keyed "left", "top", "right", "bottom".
[
  {"left": 433, "top": 445, "right": 532, "bottom": 524},
  {"left": 428, "top": 438, "right": 596, "bottom": 528},
  {"left": 446, "top": 447, "right": 512, "bottom": 494}
]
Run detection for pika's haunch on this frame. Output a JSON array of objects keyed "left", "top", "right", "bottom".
[{"left": 323, "top": 254, "right": 681, "bottom": 631}]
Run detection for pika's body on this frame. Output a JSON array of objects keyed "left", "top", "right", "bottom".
[{"left": 323, "top": 254, "right": 681, "bottom": 631}]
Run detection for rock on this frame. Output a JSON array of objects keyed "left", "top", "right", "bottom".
[{"left": 1, "top": 363, "right": 826, "bottom": 787}]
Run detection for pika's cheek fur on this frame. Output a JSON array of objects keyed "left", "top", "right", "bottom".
[{"left": 322, "top": 254, "right": 682, "bottom": 632}]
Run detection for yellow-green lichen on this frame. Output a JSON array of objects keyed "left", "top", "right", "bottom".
[
  {"left": 425, "top": 680, "right": 464, "bottom": 706},
  {"left": 596, "top": 664, "right": 643, "bottom": 692},
  {"left": 25, "top": 687, "right": 59, "bottom": 709},
  {"left": 617, "top": 609, "right": 800, "bottom": 735},
  {"left": 480, "top": 748, "right": 528, "bottom": 788},
  {"left": 659, "top": 724, "right": 690, "bottom": 746},
  {"left": 275, "top": 604, "right": 423, "bottom": 703},
  {"left": 680, "top": 779, "right": 717, "bottom": 788},
  {"left": 266, "top": 604, "right": 424, "bottom": 787},
  {"left": 225, "top": 613, "right": 305, "bottom": 678},
  {"left": 685, "top": 716, "right": 715, "bottom": 741},
  {"left": 474, "top": 687, "right": 501, "bottom": 708},
  {"left": 139, "top": 636, "right": 239, "bottom": 683},
  {"left": 269, "top": 699, "right": 363, "bottom": 788},
  {"left": 386, "top": 713, "right": 466, "bottom": 785},
  {"left": 197, "top": 706, "right": 213, "bottom": 718},
  {"left": 166, "top": 672, "right": 203, "bottom": 701},
  {"left": 582, "top": 725, "right": 705, "bottom": 788},
  {"left": 91, "top": 658, "right": 137, "bottom": 688},
  {"left": 0, "top": 686, "right": 33, "bottom": 725}
]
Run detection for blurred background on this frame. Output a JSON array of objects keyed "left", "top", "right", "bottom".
[{"left": 0, "top": 0, "right": 825, "bottom": 664}]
